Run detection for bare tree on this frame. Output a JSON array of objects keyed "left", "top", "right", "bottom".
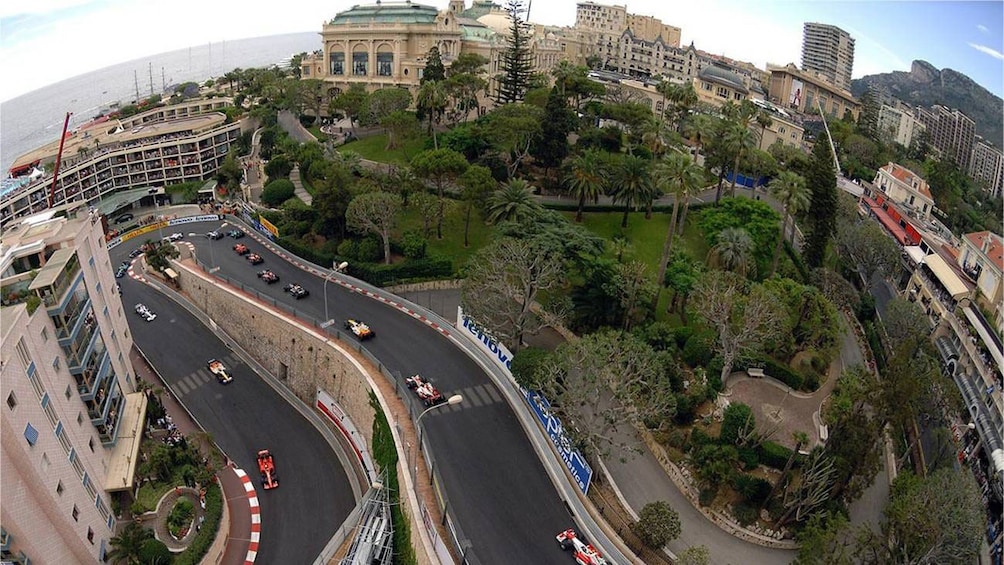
[
  {"left": 461, "top": 237, "right": 564, "bottom": 351},
  {"left": 540, "top": 329, "right": 675, "bottom": 455},
  {"left": 345, "top": 192, "right": 402, "bottom": 265},
  {"left": 778, "top": 447, "right": 836, "bottom": 527},
  {"left": 835, "top": 220, "right": 901, "bottom": 285},
  {"left": 691, "top": 271, "right": 783, "bottom": 384}
]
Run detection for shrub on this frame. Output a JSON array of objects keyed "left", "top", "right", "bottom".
[
  {"left": 167, "top": 498, "right": 194, "bottom": 537},
  {"left": 682, "top": 331, "right": 714, "bottom": 367},
  {"left": 760, "top": 356, "right": 804, "bottom": 390},
  {"left": 355, "top": 238, "right": 381, "bottom": 262},
  {"left": 698, "top": 487, "right": 717, "bottom": 507},
  {"left": 732, "top": 502, "right": 758, "bottom": 526},
  {"left": 261, "top": 179, "right": 295, "bottom": 207},
  {"left": 173, "top": 481, "right": 223, "bottom": 565},
  {"left": 737, "top": 446, "right": 760, "bottom": 470},
  {"left": 337, "top": 239, "right": 358, "bottom": 259},
  {"left": 138, "top": 538, "right": 172, "bottom": 564},
  {"left": 673, "top": 326, "right": 694, "bottom": 349},
  {"left": 665, "top": 429, "right": 689, "bottom": 451},
  {"left": 688, "top": 427, "right": 712, "bottom": 451},
  {"left": 399, "top": 231, "right": 427, "bottom": 259},
  {"left": 733, "top": 474, "right": 772, "bottom": 506},
  {"left": 632, "top": 501, "right": 681, "bottom": 549},
  {"left": 348, "top": 256, "right": 453, "bottom": 286},
  {"left": 720, "top": 403, "right": 754, "bottom": 446},
  {"left": 758, "top": 440, "right": 794, "bottom": 470},
  {"left": 637, "top": 321, "right": 678, "bottom": 352}
]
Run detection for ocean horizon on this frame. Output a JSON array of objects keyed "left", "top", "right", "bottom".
[{"left": 1, "top": 32, "right": 319, "bottom": 174}]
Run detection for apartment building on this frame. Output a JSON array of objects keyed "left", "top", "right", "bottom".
[
  {"left": 1, "top": 203, "right": 147, "bottom": 563},
  {"left": 970, "top": 137, "right": 1004, "bottom": 198},
  {"left": 2, "top": 98, "right": 243, "bottom": 227},
  {"left": 872, "top": 162, "right": 935, "bottom": 221},
  {"left": 914, "top": 104, "right": 976, "bottom": 172},
  {"left": 800, "top": 22, "right": 855, "bottom": 91},
  {"left": 958, "top": 231, "right": 1004, "bottom": 332},
  {"left": 766, "top": 63, "right": 860, "bottom": 120},
  {"left": 877, "top": 103, "right": 926, "bottom": 148}
]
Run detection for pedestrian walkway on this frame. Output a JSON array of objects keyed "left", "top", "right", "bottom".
[
  {"left": 149, "top": 486, "right": 205, "bottom": 552},
  {"left": 290, "top": 165, "right": 312, "bottom": 205}
]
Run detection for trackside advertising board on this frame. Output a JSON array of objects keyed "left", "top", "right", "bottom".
[{"left": 457, "top": 306, "right": 593, "bottom": 494}]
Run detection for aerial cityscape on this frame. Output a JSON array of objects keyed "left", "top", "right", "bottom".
[{"left": 1, "top": 1, "right": 1002, "bottom": 564}]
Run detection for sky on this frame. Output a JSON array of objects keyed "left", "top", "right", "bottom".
[{"left": 1, "top": 0, "right": 1002, "bottom": 102}]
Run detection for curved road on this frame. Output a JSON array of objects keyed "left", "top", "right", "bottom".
[
  {"left": 181, "top": 222, "right": 582, "bottom": 564},
  {"left": 112, "top": 244, "right": 355, "bottom": 564}
]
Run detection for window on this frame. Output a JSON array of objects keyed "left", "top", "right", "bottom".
[
  {"left": 352, "top": 52, "right": 368, "bottom": 75},
  {"left": 77, "top": 412, "right": 83, "bottom": 426},
  {"left": 42, "top": 453, "right": 51, "bottom": 473},
  {"left": 41, "top": 328, "right": 48, "bottom": 342},
  {"left": 87, "top": 527, "right": 94, "bottom": 544},
  {"left": 377, "top": 53, "right": 393, "bottom": 76},
  {"left": 6, "top": 392, "right": 16, "bottom": 411},
  {"left": 56, "top": 481, "right": 63, "bottom": 495},
  {"left": 52, "top": 358, "right": 60, "bottom": 372},
  {"left": 72, "top": 505, "right": 80, "bottom": 521},
  {"left": 65, "top": 385, "right": 72, "bottom": 400},
  {"left": 716, "top": 86, "right": 728, "bottom": 98},
  {"left": 24, "top": 423, "right": 39, "bottom": 446},
  {"left": 88, "top": 438, "right": 94, "bottom": 452},
  {"left": 330, "top": 52, "right": 345, "bottom": 75},
  {"left": 15, "top": 338, "right": 32, "bottom": 367}
]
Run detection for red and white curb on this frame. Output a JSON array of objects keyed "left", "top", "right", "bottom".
[
  {"left": 233, "top": 467, "right": 261, "bottom": 564},
  {"left": 244, "top": 231, "right": 452, "bottom": 338}
]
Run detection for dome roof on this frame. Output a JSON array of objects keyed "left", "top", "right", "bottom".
[
  {"left": 476, "top": 12, "right": 513, "bottom": 35},
  {"left": 330, "top": 1, "right": 440, "bottom": 25},
  {"left": 698, "top": 65, "right": 748, "bottom": 94}
]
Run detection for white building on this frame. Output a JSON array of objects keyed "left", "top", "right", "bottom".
[
  {"left": 970, "top": 137, "right": 1004, "bottom": 198},
  {"left": 873, "top": 162, "right": 935, "bottom": 221},
  {"left": 1, "top": 203, "right": 147, "bottom": 563},
  {"left": 877, "top": 103, "right": 926, "bottom": 148}
]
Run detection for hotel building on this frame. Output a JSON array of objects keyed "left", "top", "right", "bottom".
[
  {"left": 2, "top": 98, "right": 244, "bottom": 227},
  {"left": 1, "top": 203, "right": 147, "bottom": 563},
  {"left": 800, "top": 22, "right": 855, "bottom": 91},
  {"left": 914, "top": 104, "right": 976, "bottom": 172},
  {"left": 766, "top": 63, "right": 860, "bottom": 120},
  {"left": 969, "top": 136, "right": 1004, "bottom": 198}
]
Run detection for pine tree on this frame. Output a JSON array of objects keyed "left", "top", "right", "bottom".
[
  {"left": 532, "top": 86, "right": 577, "bottom": 170},
  {"left": 495, "top": 0, "right": 533, "bottom": 104},
  {"left": 803, "top": 131, "right": 838, "bottom": 268},
  {"left": 421, "top": 47, "right": 446, "bottom": 84}
]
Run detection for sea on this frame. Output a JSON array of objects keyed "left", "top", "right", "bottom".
[{"left": 0, "top": 32, "right": 319, "bottom": 173}]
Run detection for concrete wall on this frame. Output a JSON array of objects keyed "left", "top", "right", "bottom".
[{"left": 175, "top": 265, "right": 437, "bottom": 564}]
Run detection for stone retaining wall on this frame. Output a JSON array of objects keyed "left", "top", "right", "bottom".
[{"left": 177, "top": 267, "right": 436, "bottom": 565}]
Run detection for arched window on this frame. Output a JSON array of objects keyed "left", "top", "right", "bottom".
[
  {"left": 376, "top": 43, "right": 393, "bottom": 77},
  {"left": 352, "top": 44, "right": 369, "bottom": 76},
  {"left": 329, "top": 50, "right": 345, "bottom": 75}
]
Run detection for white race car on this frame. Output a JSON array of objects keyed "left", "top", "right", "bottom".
[
  {"left": 134, "top": 303, "right": 156, "bottom": 322},
  {"left": 208, "top": 359, "right": 233, "bottom": 384},
  {"left": 556, "top": 529, "right": 608, "bottom": 565},
  {"left": 405, "top": 374, "right": 446, "bottom": 406}
]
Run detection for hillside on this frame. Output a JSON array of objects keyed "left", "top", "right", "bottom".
[{"left": 851, "top": 60, "right": 1003, "bottom": 150}]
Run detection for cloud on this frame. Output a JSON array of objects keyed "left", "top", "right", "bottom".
[
  {"left": 977, "top": 24, "right": 989, "bottom": 34},
  {"left": 968, "top": 42, "right": 1004, "bottom": 60}
]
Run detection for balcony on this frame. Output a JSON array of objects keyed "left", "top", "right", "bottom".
[
  {"left": 29, "top": 248, "right": 80, "bottom": 308},
  {"left": 97, "top": 388, "right": 125, "bottom": 445},
  {"left": 74, "top": 346, "right": 109, "bottom": 398}
]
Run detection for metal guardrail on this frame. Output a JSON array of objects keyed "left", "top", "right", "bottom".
[{"left": 215, "top": 215, "right": 633, "bottom": 564}]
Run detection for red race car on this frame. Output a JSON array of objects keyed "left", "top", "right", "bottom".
[
  {"left": 405, "top": 374, "right": 446, "bottom": 407},
  {"left": 246, "top": 253, "right": 264, "bottom": 265},
  {"left": 556, "top": 529, "right": 608, "bottom": 565},
  {"left": 233, "top": 243, "right": 249, "bottom": 255},
  {"left": 257, "top": 449, "right": 279, "bottom": 490}
]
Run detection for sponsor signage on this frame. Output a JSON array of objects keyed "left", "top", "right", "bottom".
[
  {"left": 789, "top": 78, "right": 804, "bottom": 108},
  {"left": 456, "top": 306, "right": 592, "bottom": 494},
  {"left": 168, "top": 214, "right": 224, "bottom": 226},
  {"left": 258, "top": 214, "right": 279, "bottom": 238}
]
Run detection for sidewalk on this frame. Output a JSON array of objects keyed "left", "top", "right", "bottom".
[
  {"left": 290, "top": 165, "right": 312, "bottom": 205},
  {"left": 131, "top": 347, "right": 252, "bottom": 564}
]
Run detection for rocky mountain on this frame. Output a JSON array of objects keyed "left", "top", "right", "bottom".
[{"left": 851, "top": 60, "right": 1003, "bottom": 150}]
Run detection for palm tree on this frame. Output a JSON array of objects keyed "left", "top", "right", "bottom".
[
  {"left": 764, "top": 431, "right": 809, "bottom": 511},
  {"left": 485, "top": 179, "right": 543, "bottom": 224},
  {"left": 610, "top": 155, "right": 652, "bottom": 228},
  {"left": 563, "top": 150, "right": 606, "bottom": 223},
  {"left": 708, "top": 227, "right": 755, "bottom": 277},
  {"left": 755, "top": 110, "right": 774, "bottom": 150},
  {"left": 609, "top": 237, "right": 633, "bottom": 263},
  {"left": 768, "top": 171, "right": 811, "bottom": 277},
  {"left": 667, "top": 82, "right": 698, "bottom": 133},
  {"left": 652, "top": 152, "right": 704, "bottom": 309},
  {"left": 723, "top": 123, "right": 756, "bottom": 198},
  {"left": 106, "top": 522, "right": 153, "bottom": 565},
  {"left": 417, "top": 80, "right": 447, "bottom": 149}
]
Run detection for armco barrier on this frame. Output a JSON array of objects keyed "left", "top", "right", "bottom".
[{"left": 216, "top": 215, "right": 635, "bottom": 564}]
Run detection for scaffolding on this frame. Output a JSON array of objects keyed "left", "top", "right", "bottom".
[{"left": 340, "top": 472, "right": 394, "bottom": 565}]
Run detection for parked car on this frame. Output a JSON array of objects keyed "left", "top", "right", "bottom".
[{"left": 114, "top": 213, "right": 134, "bottom": 224}]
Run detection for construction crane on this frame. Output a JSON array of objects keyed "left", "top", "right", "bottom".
[{"left": 47, "top": 112, "right": 73, "bottom": 208}]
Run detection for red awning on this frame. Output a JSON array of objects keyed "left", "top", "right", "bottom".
[{"left": 870, "top": 204, "right": 910, "bottom": 245}]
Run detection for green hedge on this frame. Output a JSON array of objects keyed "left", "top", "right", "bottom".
[
  {"left": 348, "top": 257, "right": 453, "bottom": 286},
  {"left": 173, "top": 481, "right": 223, "bottom": 565},
  {"left": 757, "top": 440, "right": 794, "bottom": 470},
  {"left": 735, "top": 355, "right": 805, "bottom": 391},
  {"left": 369, "top": 392, "right": 417, "bottom": 565}
]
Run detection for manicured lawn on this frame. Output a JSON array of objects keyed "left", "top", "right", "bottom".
[
  {"left": 135, "top": 476, "right": 177, "bottom": 513},
  {"left": 562, "top": 209, "right": 710, "bottom": 269},
  {"left": 396, "top": 201, "right": 494, "bottom": 270},
  {"left": 307, "top": 126, "right": 325, "bottom": 140},
  {"left": 337, "top": 134, "right": 430, "bottom": 165}
]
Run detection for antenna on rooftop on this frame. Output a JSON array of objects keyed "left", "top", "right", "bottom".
[
  {"left": 148, "top": 62, "right": 154, "bottom": 96},
  {"left": 134, "top": 70, "right": 140, "bottom": 102}
]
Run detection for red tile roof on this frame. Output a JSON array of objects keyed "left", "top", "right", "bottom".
[
  {"left": 884, "top": 163, "right": 933, "bottom": 200},
  {"left": 965, "top": 231, "right": 1004, "bottom": 270}
]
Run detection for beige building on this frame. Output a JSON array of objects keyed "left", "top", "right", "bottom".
[
  {"left": 914, "top": 104, "right": 976, "bottom": 171},
  {"left": 1, "top": 203, "right": 147, "bottom": 563},
  {"left": 693, "top": 65, "right": 750, "bottom": 108},
  {"left": 2, "top": 98, "right": 243, "bottom": 227},
  {"left": 750, "top": 99, "right": 805, "bottom": 150},
  {"left": 958, "top": 231, "right": 1004, "bottom": 330},
  {"left": 766, "top": 63, "right": 859, "bottom": 120},
  {"left": 873, "top": 162, "right": 935, "bottom": 221},
  {"left": 969, "top": 137, "right": 1003, "bottom": 198},
  {"left": 801, "top": 23, "right": 855, "bottom": 92},
  {"left": 877, "top": 103, "right": 926, "bottom": 148}
]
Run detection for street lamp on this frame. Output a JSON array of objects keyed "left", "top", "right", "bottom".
[
  {"left": 417, "top": 395, "right": 463, "bottom": 426},
  {"left": 322, "top": 261, "right": 349, "bottom": 329}
]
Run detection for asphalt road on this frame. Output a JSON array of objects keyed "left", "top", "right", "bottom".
[
  {"left": 183, "top": 222, "right": 580, "bottom": 564},
  {"left": 112, "top": 243, "right": 355, "bottom": 565}
]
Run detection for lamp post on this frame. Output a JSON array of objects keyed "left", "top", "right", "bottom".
[
  {"left": 416, "top": 394, "right": 463, "bottom": 446},
  {"left": 322, "top": 261, "right": 349, "bottom": 329}
]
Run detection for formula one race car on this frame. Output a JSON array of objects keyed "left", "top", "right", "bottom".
[
  {"left": 283, "top": 283, "right": 309, "bottom": 299},
  {"left": 229, "top": 229, "right": 245, "bottom": 239},
  {"left": 405, "top": 374, "right": 446, "bottom": 407},
  {"left": 257, "top": 269, "right": 279, "bottom": 284},
  {"left": 257, "top": 449, "right": 279, "bottom": 490},
  {"left": 206, "top": 230, "right": 223, "bottom": 240},
  {"left": 556, "top": 529, "right": 608, "bottom": 565},
  {"left": 134, "top": 303, "right": 157, "bottom": 322},
  {"left": 344, "top": 318, "right": 375, "bottom": 340},
  {"left": 246, "top": 253, "right": 264, "bottom": 265},
  {"left": 207, "top": 359, "right": 233, "bottom": 384},
  {"left": 233, "top": 243, "right": 249, "bottom": 255}
]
